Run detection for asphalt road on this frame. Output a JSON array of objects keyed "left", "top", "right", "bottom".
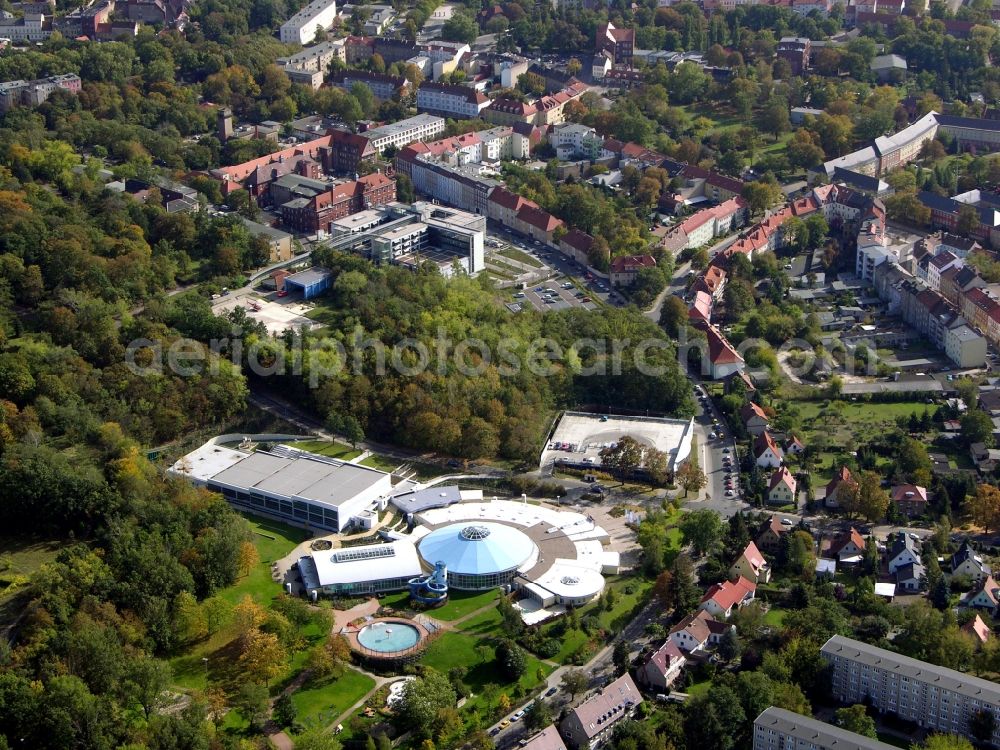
[
  {"left": 487, "top": 599, "right": 661, "bottom": 749},
  {"left": 688, "top": 384, "right": 748, "bottom": 519}
]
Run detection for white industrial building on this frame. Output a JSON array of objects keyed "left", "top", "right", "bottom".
[
  {"left": 295, "top": 497, "right": 618, "bottom": 619},
  {"left": 169, "top": 439, "right": 392, "bottom": 533},
  {"left": 280, "top": 0, "right": 338, "bottom": 45}
]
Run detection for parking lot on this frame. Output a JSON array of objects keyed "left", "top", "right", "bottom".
[
  {"left": 514, "top": 280, "right": 599, "bottom": 312},
  {"left": 487, "top": 226, "right": 624, "bottom": 311}
]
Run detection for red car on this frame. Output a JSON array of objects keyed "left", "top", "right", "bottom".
[{"left": 277, "top": 289, "right": 288, "bottom": 297}]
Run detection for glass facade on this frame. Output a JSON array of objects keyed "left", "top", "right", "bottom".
[
  {"left": 207, "top": 482, "right": 341, "bottom": 531},
  {"left": 447, "top": 569, "right": 517, "bottom": 590}
]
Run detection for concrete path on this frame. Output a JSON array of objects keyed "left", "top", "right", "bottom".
[{"left": 332, "top": 598, "right": 380, "bottom": 633}]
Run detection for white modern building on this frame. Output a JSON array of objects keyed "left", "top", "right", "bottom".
[
  {"left": 280, "top": 0, "right": 338, "bottom": 45},
  {"left": 362, "top": 113, "right": 445, "bottom": 153},
  {"left": 169, "top": 439, "right": 393, "bottom": 533},
  {"left": 416, "top": 82, "right": 490, "bottom": 119}
]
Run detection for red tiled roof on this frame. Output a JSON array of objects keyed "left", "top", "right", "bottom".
[
  {"left": 768, "top": 466, "right": 796, "bottom": 493},
  {"left": 517, "top": 204, "right": 563, "bottom": 232},
  {"left": 561, "top": 228, "right": 594, "bottom": 252},
  {"left": 741, "top": 401, "right": 769, "bottom": 423},
  {"left": 490, "top": 186, "right": 536, "bottom": 211},
  {"left": 701, "top": 576, "right": 755, "bottom": 611},
  {"left": 610, "top": 254, "right": 656, "bottom": 273},
  {"left": 891, "top": 484, "right": 928, "bottom": 504},
  {"left": 962, "top": 614, "right": 991, "bottom": 643},
  {"left": 697, "top": 322, "right": 743, "bottom": 365},
  {"left": 753, "top": 431, "right": 782, "bottom": 459}
]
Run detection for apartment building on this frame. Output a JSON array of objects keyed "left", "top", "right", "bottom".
[
  {"left": 338, "top": 71, "right": 408, "bottom": 101},
  {"left": 280, "top": 0, "right": 338, "bottom": 45},
  {"left": 753, "top": 707, "right": 897, "bottom": 750},
  {"left": 0, "top": 11, "right": 50, "bottom": 41},
  {"left": 777, "top": 37, "right": 810, "bottom": 75},
  {"left": 416, "top": 81, "right": 490, "bottom": 119},
  {"left": 822, "top": 635, "right": 1000, "bottom": 746},
  {"left": 560, "top": 673, "right": 642, "bottom": 750},
  {"left": 278, "top": 40, "right": 346, "bottom": 89},
  {"left": 0, "top": 73, "right": 80, "bottom": 113}
]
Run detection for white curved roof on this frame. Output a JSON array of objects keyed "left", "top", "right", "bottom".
[{"left": 417, "top": 522, "right": 537, "bottom": 575}]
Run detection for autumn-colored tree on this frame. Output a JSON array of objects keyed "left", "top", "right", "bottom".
[
  {"left": 966, "top": 484, "right": 1000, "bottom": 534},
  {"left": 857, "top": 471, "right": 890, "bottom": 524},
  {"left": 497, "top": 693, "right": 512, "bottom": 714},
  {"left": 676, "top": 458, "right": 707, "bottom": 497},
  {"left": 239, "top": 628, "right": 286, "bottom": 685},
  {"left": 652, "top": 569, "right": 674, "bottom": 609},
  {"left": 234, "top": 594, "right": 267, "bottom": 636},
  {"left": 238, "top": 540, "right": 260, "bottom": 578}
]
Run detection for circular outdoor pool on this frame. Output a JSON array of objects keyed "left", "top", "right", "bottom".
[{"left": 357, "top": 621, "right": 420, "bottom": 653}]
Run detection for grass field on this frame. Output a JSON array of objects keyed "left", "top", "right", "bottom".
[
  {"left": 762, "top": 607, "right": 786, "bottom": 627},
  {"left": 431, "top": 589, "right": 499, "bottom": 621},
  {"left": 360, "top": 454, "right": 402, "bottom": 473},
  {"left": 290, "top": 668, "right": 376, "bottom": 731},
  {"left": 0, "top": 534, "right": 62, "bottom": 630},
  {"left": 168, "top": 515, "right": 312, "bottom": 692},
  {"left": 497, "top": 246, "right": 543, "bottom": 268},
  {"left": 288, "top": 440, "right": 362, "bottom": 461},
  {"left": 456, "top": 606, "right": 503, "bottom": 635},
  {"left": 423, "top": 631, "right": 554, "bottom": 711}
]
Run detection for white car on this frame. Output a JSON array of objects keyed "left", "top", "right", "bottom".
[
  {"left": 709, "top": 432, "right": 717, "bottom": 439},
  {"left": 725, "top": 489, "right": 735, "bottom": 496}
]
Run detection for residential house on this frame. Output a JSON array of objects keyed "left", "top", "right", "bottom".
[
  {"left": 723, "top": 370, "right": 756, "bottom": 396},
  {"left": 962, "top": 574, "right": 1000, "bottom": 616},
  {"left": 895, "top": 561, "right": 925, "bottom": 592},
  {"left": 521, "top": 726, "right": 568, "bottom": 750},
  {"left": 740, "top": 402, "right": 770, "bottom": 437},
  {"left": 824, "top": 466, "right": 857, "bottom": 508},
  {"left": 560, "top": 673, "right": 642, "bottom": 750},
  {"left": 753, "top": 431, "right": 783, "bottom": 469},
  {"left": 971, "top": 442, "right": 1000, "bottom": 474},
  {"left": 785, "top": 435, "right": 805, "bottom": 455},
  {"left": 756, "top": 515, "right": 790, "bottom": 555},
  {"left": 609, "top": 255, "right": 656, "bottom": 287},
  {"left": 668, "top": 610, "right": 734, "bottom": 653},
  {"left": 699, "top": 576, "right": 756, "bottom": 618},
  {"left": 730, "top": 542, "right": 771, "bottom": 584},
  {"left": 638, "top": 640, "right": 686, "bottom": 692},
  {"left": 887, "top": 533, "right": 920, "bottom": 574},
  {"left": 961, "top": 614, "right": 992, "bottom": 646},
  {"left": 891, "top": 484, "right": 929, "bottom": 518},
  {"left": 767, "top": 467, "right": 797, "bottom": 507},
  {"left": 952, "top": 540, "right": 992, "bottom": 582},
  {"left": 694, "top": 321, "right": 745, "bottom": 380},
  {"left": 829, "top": 527, "right": 866, "bottom": 564}
]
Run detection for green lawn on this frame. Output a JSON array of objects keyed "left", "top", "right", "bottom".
[
  {"left": 168, "top": 515, "right": 312, "bottom": 692},
  {"left": 217, "top": 516, "right": 310, "bottom": 606},
  {"left": 542, "top": 577, "right": 653, "bottom": 665},
  {"left": 762, "top": 607, "right": 786, "bottom": 627},
  {"left": 497, "top": 246, "right": 542, "bottom": 268},
  {"left": 686, "top": 679, "right": 711, "bottom": 697},
  {"left": 423, "top": 631, "right": 554, "bottom": 711},
  {"left": 360, "top": 454, "right": 401, "bottom": 473},
  {"left": 0, "top": 534, "right": 63, "bottom": 631},
  {"left": 290, "top": 668, "right": 376, "bottom": 731},
  {"left": 430, "top": 589, "right": 499, "bottom": 621},
  {"left": 456, "top": 606, "right": 503, "bottom": 635},
  {"left": 288, "top": 440, "right": 362, "bottom": 461}
]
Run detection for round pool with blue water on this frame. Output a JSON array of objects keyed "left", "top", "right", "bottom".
[{"left": 357, "top": 621, "right": 420, "bottom": 653}]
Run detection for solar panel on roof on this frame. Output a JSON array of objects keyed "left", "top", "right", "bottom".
[{"left": 333, "top": 546, "right": 396, "bottom": 563}]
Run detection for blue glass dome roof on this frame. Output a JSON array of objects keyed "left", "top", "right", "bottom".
[{"left": 418, "top": 522, "right": 536, "bottom": 575}]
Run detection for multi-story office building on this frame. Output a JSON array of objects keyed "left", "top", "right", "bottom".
[
  {"left": 280, "top": 0, "right": 337, "bottom": 45},
  {"left": 822, "top": 635, "right": 1000, "bottom": 746},
  {"left": 361, "top": 113, "right": 445, "bottom": 153},
  {"left": 753, "top": 707, "right": 897, "bottom": 750}
]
